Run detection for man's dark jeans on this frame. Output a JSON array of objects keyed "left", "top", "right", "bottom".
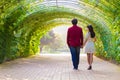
[{"left": 69, "top": 46, "right": 80, "bottom": 69}]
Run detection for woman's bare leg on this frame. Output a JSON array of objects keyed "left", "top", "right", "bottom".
[
  {"left": 87, "top": 53, "right": 90, "bottom": 66},
  {"left": 90, "top": 53, "right": 93, "bottom": 66},
  {"left": 87, "top": 53, "right": 93, "bottom": 70}
]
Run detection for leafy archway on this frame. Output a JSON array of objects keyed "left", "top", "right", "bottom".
[{"left": 0, "top": 0, "right": 119, "bottom": 63}]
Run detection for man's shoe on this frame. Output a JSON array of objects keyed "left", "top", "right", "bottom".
[{"left": 73, "top": 68, "right": 78, "bottom": 70}]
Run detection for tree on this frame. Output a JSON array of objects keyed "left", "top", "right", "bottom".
[
  {"left": 40, "top": 30, "right": 64, "bottom": 53},
  {"left": 40, "top": 30, "right": 55, "bottom": 53}
]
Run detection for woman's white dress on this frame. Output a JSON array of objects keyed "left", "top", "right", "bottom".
[{"left": 84, "top": 32, "right": 95, "bottom": 54}]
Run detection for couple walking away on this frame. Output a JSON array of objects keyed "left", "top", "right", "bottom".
[{"left": 67, "top": 18, "right": 96, "bottom": 70}]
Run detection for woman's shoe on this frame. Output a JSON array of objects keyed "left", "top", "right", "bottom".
[{"left": 87, "top": 66, "right": 92, "bottom": 70}]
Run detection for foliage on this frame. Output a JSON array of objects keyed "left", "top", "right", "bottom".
[
  {"left": 40, "top": 30, "right": 55, "bottom": 52},
  {"left": 0, "top": 0, "right": 119, "bottom": 64},
  {"left": 82, "top": 0, "right": 120, "bottom": 63},
  {"left": 40, "top": 30, "right": 64, "bottom": 53}
]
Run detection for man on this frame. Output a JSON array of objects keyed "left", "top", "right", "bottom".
[{"left": 67, "top": 18, "right": 83, "bottom": 70}]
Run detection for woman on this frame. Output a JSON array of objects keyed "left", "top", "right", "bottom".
[{"left": 84, "top": 25, "right": 96, "bottom": 70}]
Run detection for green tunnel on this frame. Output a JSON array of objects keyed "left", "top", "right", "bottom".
[{"left": 0, "top": 0, "right": 120, "bottom": 63}]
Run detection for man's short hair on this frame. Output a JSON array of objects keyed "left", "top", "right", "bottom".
[{"left": 72, "top": 18, "right": 78, "bottom": 25}]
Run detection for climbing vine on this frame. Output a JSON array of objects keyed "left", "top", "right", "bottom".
[{"left": 0, "top": 0, "right": 120, "bottom": 64}]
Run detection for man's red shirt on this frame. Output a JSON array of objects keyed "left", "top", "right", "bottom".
[{"left": 67, "top": 25, "right": 83, "bottom": 47}]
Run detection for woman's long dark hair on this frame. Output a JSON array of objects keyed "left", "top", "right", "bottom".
[{"left": 87, "top": 25, "right": 95, "bottom": 38}]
